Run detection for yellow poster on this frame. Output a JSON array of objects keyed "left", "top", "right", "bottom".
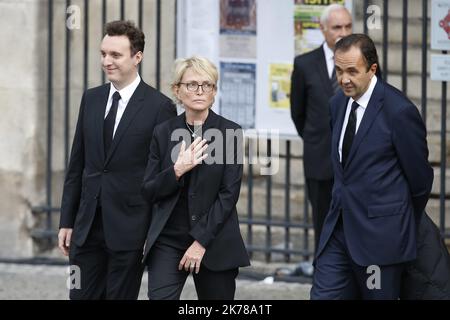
[
  {"left": 269, "top": 63, "right": 293, "bottom": 109},
  {"left": 294, "top": 0, "right": 347, "bottom": 55}
]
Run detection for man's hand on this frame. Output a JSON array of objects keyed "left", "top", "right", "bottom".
[
  {"left": 174, "top": 138, "right": 208, "bottom": 180},
  {"left": 178, "top": 240, "right": 206, "bottom": 274},
  {"left": 58, "top": 228, "right": 73, "bottom": 256}
]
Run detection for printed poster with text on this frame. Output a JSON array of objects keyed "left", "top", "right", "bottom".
[
  {"left": 220, "top": 0, "right": 257, "bottom": 59},
  {"left": 431, "top": 0, "right": 450, "bottom": 50},
  {"left": 219, "top": 62, "right": 256, "bottom": 129},
  {"left": 294, "top": 0, "right": 346, "bottom": 55},
  {"left": 269, "top": 63, "right": 293, "bottom": 109}
]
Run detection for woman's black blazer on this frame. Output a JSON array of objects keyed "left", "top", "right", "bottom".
[{"left": 141, "top": 110, "right": 250, "bottom": 271}]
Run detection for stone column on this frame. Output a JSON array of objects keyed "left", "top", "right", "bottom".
[{"left": 0, "top": 0, "right": 50, "bottom": 258}]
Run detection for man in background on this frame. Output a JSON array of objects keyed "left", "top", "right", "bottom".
[{"left": 290, "top": 4, "right": 352, "bottom": 251}]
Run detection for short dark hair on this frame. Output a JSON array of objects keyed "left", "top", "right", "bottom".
[
  {"left": 335, "top": 34, "right": 379, "bottom": 72},
  {"left": 104, "top": 20, "right": 145, "bottom": 56}
]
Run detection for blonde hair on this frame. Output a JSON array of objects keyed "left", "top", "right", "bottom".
[
  {"left": 171, "top": 56, "right": 218, "bottom": 105},
  {"left": 171, "top": 56, "right": 218, "bottom": 88}
]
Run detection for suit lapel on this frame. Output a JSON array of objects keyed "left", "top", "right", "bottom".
[
  {"left": 186, "top": 110, "right": 221, "bottom": 192},
  {"left": 345, "top": 80, "right": 384, "bottom": 169},
  {"left": 200, "top": 109, "right": 220, "bottom": 132},
  {"left": 332, "top": 94, "right": 349, "bottom": 170},
  {"left": 104, "top": 81, "right": 146, "bottom": 165},
  {"left": 316, "top": 46, "right": 333, "bottom": 97}
]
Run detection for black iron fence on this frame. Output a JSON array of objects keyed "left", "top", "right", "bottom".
[
  {"left": 31, "top": 0, "right": 170, "bottom": 242},
  {"left": 32, "top": 0, "right": 449, "bottom": 263}
]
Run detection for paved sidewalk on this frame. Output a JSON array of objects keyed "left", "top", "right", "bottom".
[{"left": 0, "top": 262, "right": 311, "bottom": 300}]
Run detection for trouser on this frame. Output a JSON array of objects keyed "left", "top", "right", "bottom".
[
  {"left": 306, "top": 178, "right": 333, "bottom": 250},
  {"left": 146, "top": 241, "right": 238, "bottom": 300},
  {"left": 311, "top": 216, "right": 405, "bottom": 300},
  {"left": 69, "top": 207, "right": 144, "bottom": 300}
]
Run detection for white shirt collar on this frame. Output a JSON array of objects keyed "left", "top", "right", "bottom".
[
  {"left": 351, "top": 75, "right": 378, "bottom": 110},
  {"left": 108, "top": 73, "right": 141, "bottom": 104},
  {"left": 323, "top": 42, "right": 334, "bottom": 62}
]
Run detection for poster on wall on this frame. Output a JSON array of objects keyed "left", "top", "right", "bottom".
[
  {"left": 268, "top": 63, "right": 293, "bottom": 109},
  {"left": 177, "top": 0, "right": 353, "bottom": 136},
  {"left": 219, "top": 62, "right": 256, "bottom": 129},
  {"left": 176, "top": 0, "right": 219, "bottom": 62},
  {"left": 431, "top": 0, "right": 450, "bottom": 51},
  {"left": 219, "top": 0, "right": 257, "bottom": 58},
  {"left": 431, "top": 54, "right": 450, "bottom": 81},
  {"left": 294, "top": 0, "right": 348, "bottom": 55}
]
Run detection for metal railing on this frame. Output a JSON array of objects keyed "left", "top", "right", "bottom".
[
  {"left": 31, "top": 0, "right": 168, "bottom": 244},
  {"left": 31, "top": 0, "right": 449, "bottom": 264}
]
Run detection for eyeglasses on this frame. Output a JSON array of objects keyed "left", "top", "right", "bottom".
[{"left": 178, "top": 82, "right": 215, "bottom": 93}]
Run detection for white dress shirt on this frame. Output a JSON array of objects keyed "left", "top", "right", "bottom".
[
  {"left": 323, "top": 42, "right": 335, "bottom": 79},
  {"left": 104, "top": 73, "right": 141, "bottom": 137},
  {"left": 338, "top": 75, "right": 378, "bottom": 162}
]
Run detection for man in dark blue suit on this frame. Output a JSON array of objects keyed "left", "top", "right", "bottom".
[{"left": 311, "top": 34, "right": 434, "bottom": 299}]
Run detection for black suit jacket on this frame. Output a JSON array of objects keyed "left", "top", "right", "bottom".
[
  {"left": 60, "top": 80, "right": 177, "bottom": 251},
  {"left": 141, "top": 110, "right": 250, "bottom": 271},
  {"left": 290, "top": 45, "right": 334, "bottom": 180}
]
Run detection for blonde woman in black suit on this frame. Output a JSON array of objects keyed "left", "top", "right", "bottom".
[{"left": 141, "top": 56, "right": 250, "bottom": 300}]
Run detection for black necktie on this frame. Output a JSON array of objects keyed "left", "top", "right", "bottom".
[
  {"left": 342, "top": 101, "right": 359, "bottom": 168},
  {"left": 104, "top": 91, "right": 121, "bottom": 156},
  {"left": 331, "top": 67, "right": 339, "bottom": 94}
]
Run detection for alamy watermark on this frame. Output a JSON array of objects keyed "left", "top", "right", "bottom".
[
  {"left": 366, "top": 5, "right": 382, "bottom": 30},
  {"left": 66, "top": 4, "right": 384, "bottom": 32},
  {"left": 66, "top": 265, "right": 81, "bottom": 290},
  {"left": 366, "top": 265, "right": 381, "bottom": 290},
  {"left": 66, "top": 5, "right": 81, "bottom": 30},
  {"left": 170, "top": 128, "right": 280, "bottom": 176}
]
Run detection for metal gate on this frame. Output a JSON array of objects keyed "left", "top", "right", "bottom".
[{"left": 32, "top": 0, "right": 449, "bottom": 263}]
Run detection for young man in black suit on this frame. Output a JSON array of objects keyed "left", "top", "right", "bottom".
[
  {"left": 290, "top": 4, "right": 352, "bottom": 250},
  {"left": 58, "top": 20, "right": 176, "bottom": 299}
]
